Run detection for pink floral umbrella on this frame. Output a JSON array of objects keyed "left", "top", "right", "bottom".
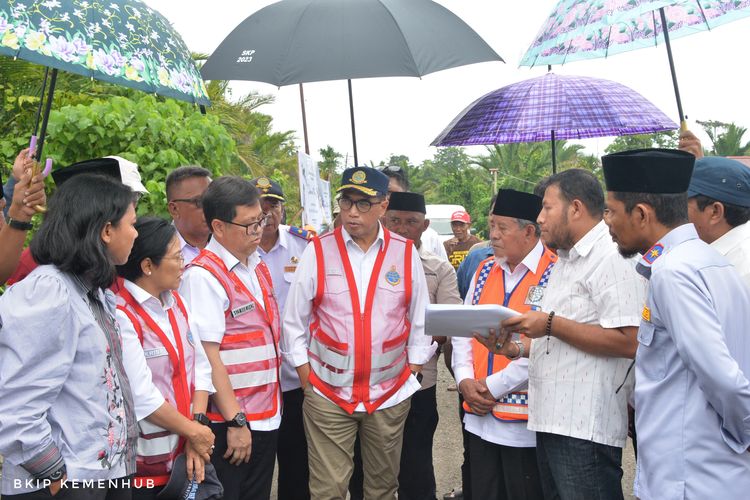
[{"left": 520, "top": 0, "right": 750, "bottom": 130}]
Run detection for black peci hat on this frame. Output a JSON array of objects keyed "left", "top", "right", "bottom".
[
  {"left": 492, "top": 188, "right": 542, "bottom": 222},
  {"left": 387, "top": 191, "right": 426, "bottom": 214},
  {"left": 602, "top": 148, "right": 695, "bottom": 194}
]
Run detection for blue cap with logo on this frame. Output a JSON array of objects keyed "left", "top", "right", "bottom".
[
  {"left": 688, "top": 156, "right": 750, "bottom": 208},
  {"left": 338, "top": 166, "right": 389, "bottom": 197}
]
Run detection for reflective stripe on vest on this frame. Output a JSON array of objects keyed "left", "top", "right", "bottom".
[
  {"left": 308, "top": 228, "right": 413, "bottom": 414},
  {"left": 187, "top": 249, "right": 281, "bottom": 422},
  {"left": 116, "top": 288, "right": 194, "bottom": 481},
  {"left": 464, "top": 249, "right": 557, "bottom": 422}
]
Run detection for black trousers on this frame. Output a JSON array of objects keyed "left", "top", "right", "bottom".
[
  {"left": 458, "top": 393, "right": 472, "bottom": 500},
  {"left": 468, "top": 433, "right": 543, "bottom": 500},
  {"left": 210, "top": 423, "right": 278, "bottom": 500},
  {"left": 131, "top": 485, "right": 164, "bottom": 500},
  {"left": 4, "top": 477, "right": 132, "bottom": 500},
  {"left": 277, "top": 388, "right": 310, "bottom": 500},
  {"left": 398, "top": 385, "right": 439, "bottom": 500}
]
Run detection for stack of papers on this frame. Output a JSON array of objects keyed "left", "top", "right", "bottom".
[{"left": 425, "top": 304, "right": 521, "bottom": 338}]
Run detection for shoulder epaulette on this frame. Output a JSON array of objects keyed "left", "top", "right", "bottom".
[{"left": 288, "top": 225, "right": 315, "bottom": 241}]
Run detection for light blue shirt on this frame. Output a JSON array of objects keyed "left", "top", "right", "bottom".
[
  {"left": 0, "top": 266, "right": 137, "bottom": 494},
  {"left": 634, "top": 224, "right": 750, "bottom": 500}
]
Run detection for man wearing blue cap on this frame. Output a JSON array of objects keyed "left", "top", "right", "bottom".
[
  {"left": 602, "top": 148, "right": 750, "bottom": 500},
  {"left": 282, "top": 167, "right": 434, "bottom": 499},
  {"left": 687, "top": 156, "right": 750, "bottom": 288}
]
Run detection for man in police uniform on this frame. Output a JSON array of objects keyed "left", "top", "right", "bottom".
[
  {"left": 454, "top": 189, "right": 553, "bottom": 500},
  {"left": 282, "top": 167, "right": 434, "bottom": 500},
  {"left": 250, "top": 177, "right": 313, "bottom": 500},
  {"left": 602, "top": 148, "right": 750, "bottom": 500},
  {"left": 686, "top": 156, "right": 750, "bottom": 288}
]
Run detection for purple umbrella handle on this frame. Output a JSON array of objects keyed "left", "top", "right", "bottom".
[
  {"left": 29, "top": 135, "right": 37, "bottom": 158},
  {"left": 42, "top": 158, "right": 53, "bottom": 178}
]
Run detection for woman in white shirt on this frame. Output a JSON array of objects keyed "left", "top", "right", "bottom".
[{"left": 115, "top": 217, "right": 215, "bottom": 500}]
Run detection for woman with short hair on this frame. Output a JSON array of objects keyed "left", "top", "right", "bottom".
[
  {"left": 0, "top": 174, "right": 139, "bottom": 499},
  {"left": 114, "top": 216, "right": 215, "bottom": 499}
]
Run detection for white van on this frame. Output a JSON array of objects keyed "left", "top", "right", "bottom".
[{"left": 426, "top": 204, "right": 466, "bottom": 243}]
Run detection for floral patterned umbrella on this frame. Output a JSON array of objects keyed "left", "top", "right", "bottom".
[
  {"left": 520, "top": 0, "right": 750, "bottom": 129},
  {"left": 1, "top": 0, "right": 209, "bottom": 159}
]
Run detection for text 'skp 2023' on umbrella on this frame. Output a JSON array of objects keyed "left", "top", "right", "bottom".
[{"left": 200, "top": 0, "right": 503, "bottom": 166}]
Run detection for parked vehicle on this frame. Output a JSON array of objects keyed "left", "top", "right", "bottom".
[{"left": 426, "top": 204, "right": 466, "bottom": 243}]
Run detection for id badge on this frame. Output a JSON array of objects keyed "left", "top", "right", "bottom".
[{"left": 524, "top": 285, "right": 545, "bottom": 307}]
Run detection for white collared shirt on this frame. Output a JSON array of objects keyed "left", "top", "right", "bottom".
[
  {"left": 175, "top": 229, "right": 202, "bottom": 265},
  {"left": 257, "top": 225, "right": 311, "bottom": 392},
  {"left": 180, "top": 239, "right": 281, "bottom": 430},
  {"left": 452, "top": 240, "right": 544, "bottom": 448},
  {"left": 711, "top": 222, "right": 750, "bottom": 289},
  {"left": 281, "top": 224, "right": 434, "bottom": 412},
  {"left": 421, "top": 226, "right": 449, "bottom": 261},
  {"left": 117, "top": 280, "right": 215, "bottom": 421},
  {"left": 528, "top": 221, "right": 647, "bottom": 448}
]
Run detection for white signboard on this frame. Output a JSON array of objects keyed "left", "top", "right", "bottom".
[
  {"left": 318, "top": 178, "right": 332, "bottom": 228},
  {"left": 297, "top": 152, "right": 326, "bottom": 232}
]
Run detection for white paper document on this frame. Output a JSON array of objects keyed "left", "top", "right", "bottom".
[{"left": 425, "top": 304, "right": 521, "bottom": 338}]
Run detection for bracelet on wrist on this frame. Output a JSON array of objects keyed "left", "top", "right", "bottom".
[
  {"left": 545, "top": 311, "right": 555, "bottom": 355},
  {"left": 6, "top": 217, "right": 33, "bottom": 231}
]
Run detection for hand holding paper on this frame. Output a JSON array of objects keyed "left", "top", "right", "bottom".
[{"left": 425, "top": 304, "right": 520, "bottom": 338}]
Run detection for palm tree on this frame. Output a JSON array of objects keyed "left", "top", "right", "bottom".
[{"left": 698, "top": 120, "right": 750, "bottom": 156}]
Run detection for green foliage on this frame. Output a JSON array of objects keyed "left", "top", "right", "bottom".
[
  {"left": 697, "top": 120, "right": 750, "bottom": 156},
  {"left": 604, "top": 131, "right": 678, "bottom": 153},
  {"left": 318, "top": 145, "right": 344, "bottom": 180},
  {"left": 42, "top": 95, "right": 236, "bottom": 217}
]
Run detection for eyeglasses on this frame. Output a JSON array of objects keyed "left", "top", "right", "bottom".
[
  {"left": 338, "top": 196, "right": 381, "bottom": 213},
  {"left": 163, "top": 253, "right": 185, "bottom": 264},
  {"left": 171, "top": 197, "right": 203, "bottom": 209},
  {"left": 221, "top": 215, "right": 270, "bottom": 234}
]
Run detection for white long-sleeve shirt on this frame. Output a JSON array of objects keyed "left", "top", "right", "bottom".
[
  {"left": 281, "top": 225, "right": 435, "bottom": 411},
  {"left": 117, "top": 280, "right": 215, "bottom": 421},
  {"left": 452, "top": 242, "right": 543, "bottom": 447}
]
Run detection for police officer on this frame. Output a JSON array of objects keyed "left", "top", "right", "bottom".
[
  {"left": 282, "top": 167, "right": 434, "bottom": 500},
  {"left": 602, "top": 148, "right": 750, "bottom": 499},
  {"left": 251, "top": 177, "right": 313, "bottom": 500},
  {"left": 686, "top": 156, "right": 750, "bottom": 288}
]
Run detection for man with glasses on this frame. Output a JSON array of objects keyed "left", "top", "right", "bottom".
[
  {"left": 251, "top": 176, "right": 313, "bottom": 500},
  {"left": 180, "top": 177, "right": 282, "bottom": 500},
  {"left": 282, "top": 167, "right": 434, "bottom": 499},
  {"left": 166, "top": 166, "right": 212, "bottom": 264}
]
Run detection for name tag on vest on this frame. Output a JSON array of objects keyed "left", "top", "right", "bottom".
[
  {"left": 231, "top": 302, "right": 255, "bottom": 318},
  {"left": 144, "top": 347, "right": 169, "bottom": 359}
]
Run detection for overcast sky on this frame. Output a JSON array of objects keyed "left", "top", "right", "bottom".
[{"left": 146, "top": 0, "right": 750, "bottom": 168}]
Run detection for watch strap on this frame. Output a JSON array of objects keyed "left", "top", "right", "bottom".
[{"left": 6, "top": 217, "right": 34, "bottom": 231}]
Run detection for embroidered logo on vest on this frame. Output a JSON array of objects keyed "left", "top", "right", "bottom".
[
  {"left": 385, "top": 265, "right": 401, "bottom": 286},
  {"left": 231, "top": 302, "right": 256, "bottom": 318},
  {"left": 524, "top": 286, "right": 545, "bottom": 306}
]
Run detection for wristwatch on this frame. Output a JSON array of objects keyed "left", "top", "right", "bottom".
[
  {"left": 508, "top": 340, "right": 525, "bottom": 360},
  {"left": 227, "top": 412, "right": 247, "bottom": 428},
  {"left": 42, "top": 464, "right": 66, "bottom": 482},
  {"left": 6, "top": 217, "right": 33, "bottom": 231},
  {"left": 411, "top": 370, "right": 424, "bottom": 383},
  {"left": 193, "top": 413, "right": 210, "bottom": 426}
]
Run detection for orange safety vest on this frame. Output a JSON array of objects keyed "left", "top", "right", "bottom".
[{"left": 463, "top": 246, "right": 557, "bottom": 421}]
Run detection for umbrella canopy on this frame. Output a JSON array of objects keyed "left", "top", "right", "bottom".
[
  {"left": 0, "top": 0, "right": 209, "bottom": 105},
  {"left": 519, "top": 0, "right": 750, "bottom": 129},
  {"left": 520, "top": 0, "right": 750, "bottom": 67},
  {"left": 201, "top": 0, "right": 503, "bottom": 165},
  {"left": 201, "top": 0, "right": 502, "bottom": 85},
  {"left": 432, "top": 72, "right": 678, "bottom": 171}
]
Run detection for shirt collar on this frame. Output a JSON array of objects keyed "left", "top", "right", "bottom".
[
  {"left": 206, "top": 238, "right": 260, "bottom": 273},
  {"left": 123, "top": 279, "right": 174, "bottom": 310},
  {"left": 258, "top": 225, "right": 289, "bottom": 256},
  {"left": 498, "top": 239, "right": 544, "bottom": 275},
  {"left": 559, "top": 220, "right": 609, "bottom": 261},
  {"left": 636, "top": 223, "right": 699, "bottom": 279},
  {"left": 711, "top": 222, "right": 750, "bottom": 256},
  {"left": 341, "top": 223, "right": 385, "bottom": 252}
]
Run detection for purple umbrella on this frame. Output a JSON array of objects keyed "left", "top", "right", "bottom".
[{"left": 431, "top": 72, "right": 678, "bottom": 172}]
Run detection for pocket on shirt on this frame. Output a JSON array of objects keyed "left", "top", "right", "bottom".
[{"left": 637, "top": 321, "right": 666, "bottom": 381}]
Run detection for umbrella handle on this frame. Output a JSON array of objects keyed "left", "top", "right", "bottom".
[{"left": 680, "top": 120, "right": 688, "bottom": 133}]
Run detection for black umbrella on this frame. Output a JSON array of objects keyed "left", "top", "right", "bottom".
[{"left": 201, "top": 0, "right": 503, "bottom": 165}]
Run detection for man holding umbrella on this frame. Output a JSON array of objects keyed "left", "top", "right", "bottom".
[
  {"left": 602, "top": 148, "right": 750, "bottom": 499},
  {"left": 282, "top": 167, "right": 434, "bottom": 499}
]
